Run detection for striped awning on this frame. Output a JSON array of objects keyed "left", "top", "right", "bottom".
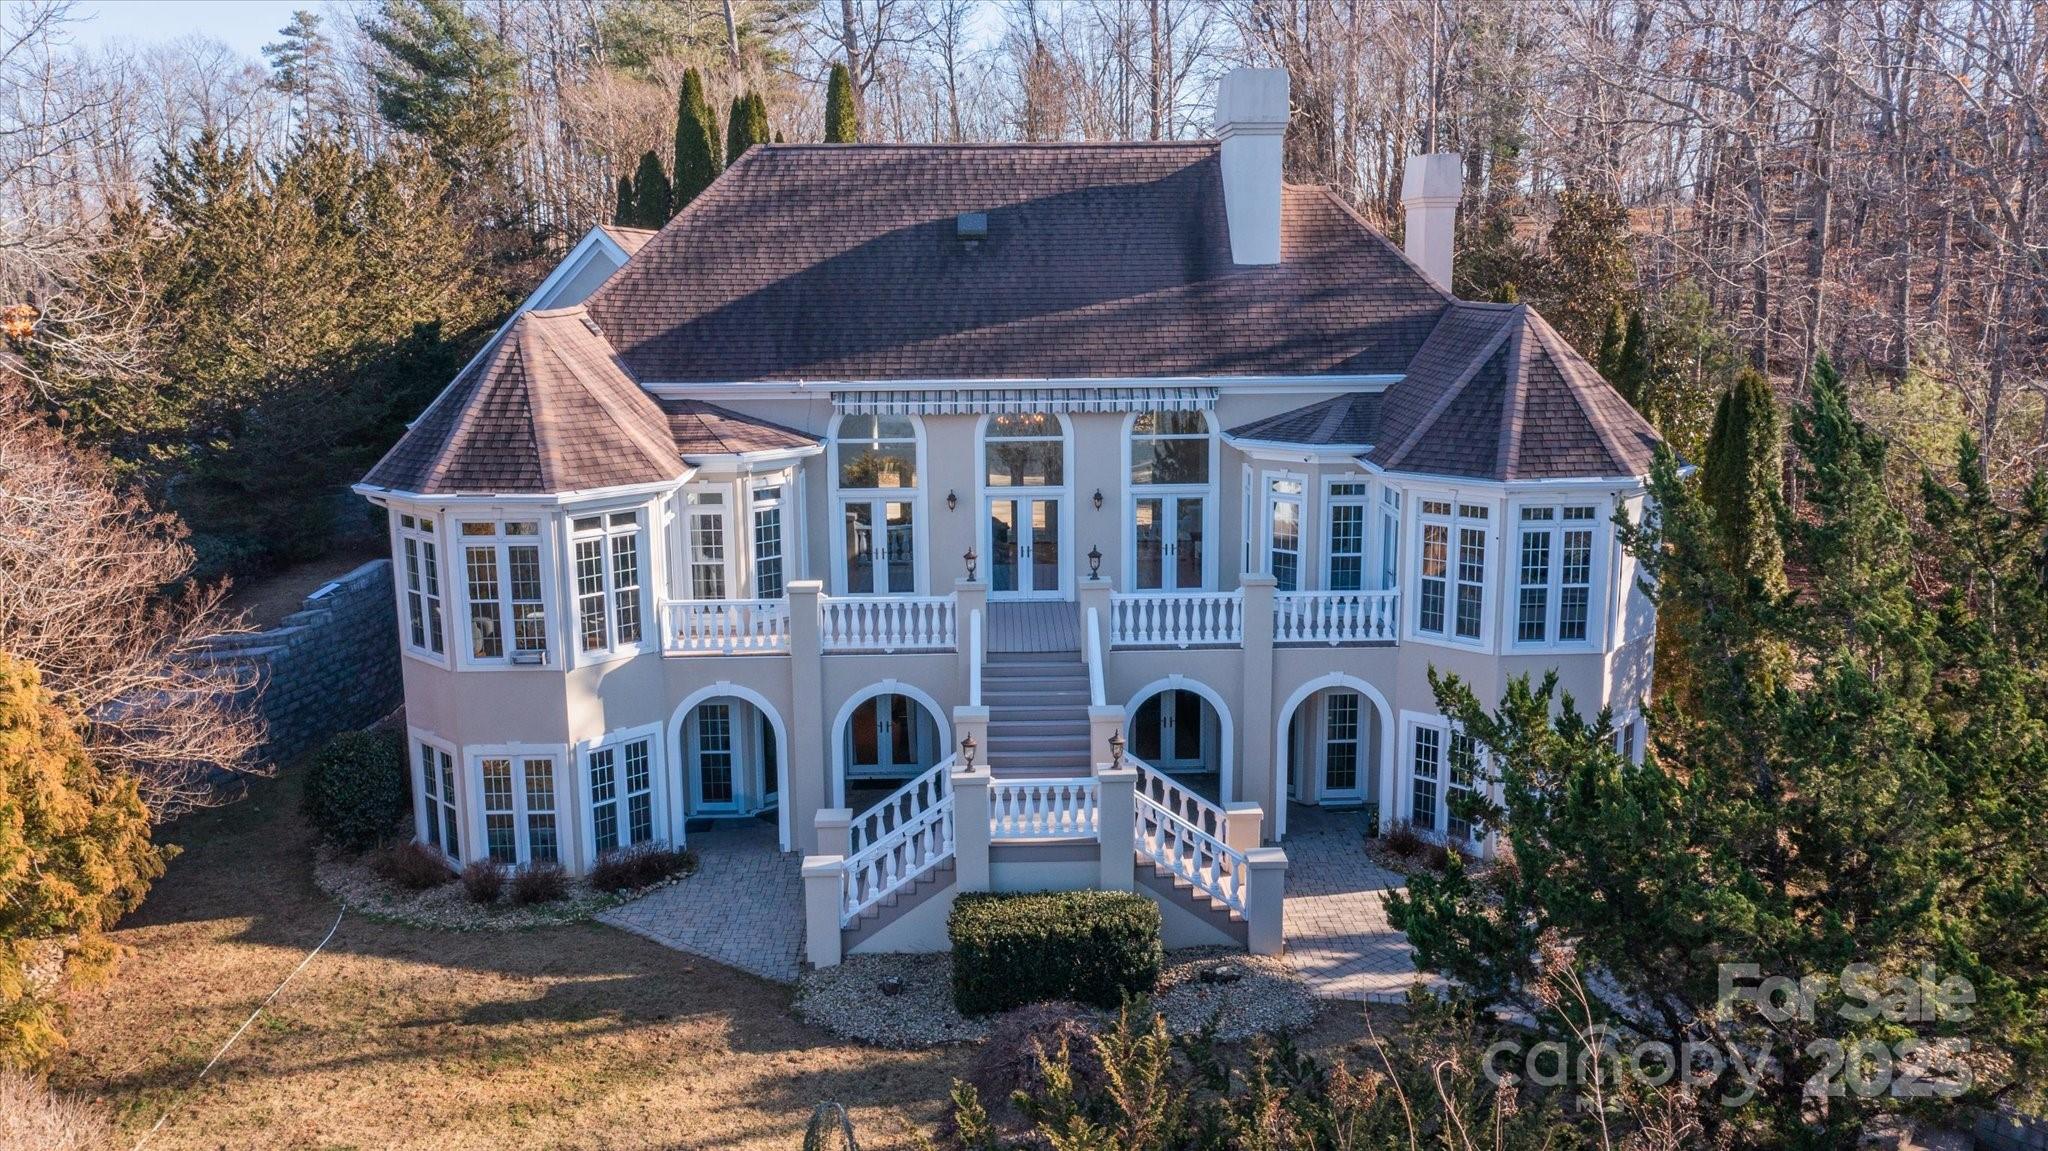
[{"left": 833, "top": 385, "right": 1217, "bottom": 416}]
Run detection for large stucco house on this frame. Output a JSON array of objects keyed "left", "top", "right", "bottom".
[{"left": 355, "top": 69, "right": 1659, "bottom": 964}]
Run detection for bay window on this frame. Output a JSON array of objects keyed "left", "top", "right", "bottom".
[
  {"left": 751, "top": 483, "right": 786, "bottom": 599},
  {"left": 1416, "top": 500, "right": 1488, "bottom": 642},
  {"left": 461, "top": 520, "right": 548, "bottom": 662},
  {"left": 1326, "top": 481, "right": 1371, "bottom": 591},
  {"left": 417, "top": 737, "right": 459, "bottom": 860},
  {"left": 1515, "top": 504, "right": 1598, "bottom": 646},
  {"left": 685, "top": 489, "right": 730, "bottom": 599},
  {"left": 588, "top": 728, "right": 659, "bottom": 858},
  {"left": 477, "top": 751, "right": 560, "bottom": 866},
  {"left": 1410, "top": 724, "right": 1440, "bottom": 832},
  {"left": 1264, "top": 475, "right": 1305, "bottom": 592},
  {"left": 572, "top": 510, "right": 647, "bottom": 655},
  {"left": 396, "top": 513, "right": 445, "bottom": 657}
]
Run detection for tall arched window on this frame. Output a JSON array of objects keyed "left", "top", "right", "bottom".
[
  {"left": 833, "top": 415, "right": 922, "bottom": 594},
  {"left": 981, "top": 414, "right": 1069, "bottom": 597},
  {"left": 1127, "top": 411, "right": 1213, "bottom": 591}
]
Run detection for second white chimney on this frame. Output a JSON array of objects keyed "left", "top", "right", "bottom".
[
  {"left": 1400, "top": 153, "right": 1463, "bottom": 292},
  {"left": 1212, "top": 68, "right": 1289, "bottom": 266}
]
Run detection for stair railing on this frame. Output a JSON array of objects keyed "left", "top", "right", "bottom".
[
  {"left": 847, "top": 757, "right": 954, "bottom": 855},
  {"left": 1129, "top": 756, "right": 1228, "bottom": 840},
  {"left": 1134, "top": 791, "right": 1248, "bottom": 916},
  {"left": 1084, "top": 605, "right": 1106, "bottom": 709},
  {"left": 968, "top": 607, "right": 984, "bottom": 708},
  {"left": 840, "top": 793, "right": 955, "bottom": 926}
]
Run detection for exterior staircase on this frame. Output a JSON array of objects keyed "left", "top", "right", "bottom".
[
  {"left": 981, "top": 650, "right": 1094, "bottom": 776},
  {"left": 841, "top": 857, "right": 956, "bottom": 951},
  {"left": 1134, "top": 852, "right": 1250, "bottom": 946}
]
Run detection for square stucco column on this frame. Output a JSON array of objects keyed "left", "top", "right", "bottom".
[
  {"left": 1243, "top": 846, "right": 1288, "bottom": 956},
  {"left": 1077, "top": 576, "right": 1113, "bottom": 658},
  {"left": 1224, "top": 802, "right": 1265, "bottom": 852},
  {"left": 814, "top": 808, "right": 853, "bottom": 858},
  {"left": 952, "top": 764, "right": 993, "bottom": 893},
  {"left": 955, "top": 578, "right": 987, "bottom": 696},
  {"left": 1094, "top": 764, "right": 1137, "bottom": 891},
  {"left": 802, "top": 854, "right": 845, "bottom": 968},
  {"left": 788, "top": 581, "right": 828, "bottom": 850},
  {"left": 1238, "top": 576, "right": 1278, "bottom": 824}
]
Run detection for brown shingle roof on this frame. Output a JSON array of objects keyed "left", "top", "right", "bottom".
[
  {"left": 1226, "top": 392, "right": 1383, "bottom": 447},
  {"left": 661, "top": 400, "right": 818, "bottom": 458},
  {"left": 360, "top": 307, "right": 685, "bottom": 495},
  {"left": 597, "top": 225, "right": 657, "bottom": 255},
  {"left": 584, "top": 143, "right": 1449, "bottom": 382}
]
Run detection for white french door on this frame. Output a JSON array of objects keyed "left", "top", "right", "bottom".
[
  {"left": 846, "top": 693, "right": 939, "bottom": 780},
  {"left": 1134, "top": 689, "right": 1207, "bottom": 773},
  {"left": 1321, "top": 692, "right": 1366, "bottom": 801},
  {"left": 841, "top": 498, "right": 917, "bottom": 594},
  {"left": 1132, "top": 494, "right": 1207, "bottom": 591},
  {"left": 686, "top": 702, "right": 740, "bottom": 813},
  {"left": 986, "top": 495, "right": 1063, "bottom": 598}
]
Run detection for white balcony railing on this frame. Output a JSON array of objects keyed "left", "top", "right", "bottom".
[
  {"left": 989, "top": 777, "right": 1099, "bottom": 840},
  {"left": 820, "top": 594, "right": 957, "bottom": 652},
  {"left": 1273, "top": 590, "right": 1400, "bottom": 645},
  {"left": 663, "top": 599, "right": 790, "bottom": 654},
  {"left": 1108, "top": 591, "right": 1244, "bottom": 648}
]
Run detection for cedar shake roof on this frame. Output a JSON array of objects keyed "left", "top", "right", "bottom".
[
  {"left": 661, "top": 399, "right": 817, "bottom": 458},
  {"left": 1227, "top": 392, "right": 1383, "bottom": 447},
  {"left": 360, "top": 307, "right": 685, "bottom": 495},
  {"left": 583, "top": 143, "right": 1450, "bottom": 382}
]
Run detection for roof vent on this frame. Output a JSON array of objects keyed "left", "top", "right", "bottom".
[{"left": 954, "top": 211, "right": 989, "bottom": 243}]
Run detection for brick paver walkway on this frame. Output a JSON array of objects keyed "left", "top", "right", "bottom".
[
  {"left": 1282, "top": 805, "right": 1427, "bottom": 1002},
  {"left": 598, "top": 818, "right": 803, "bottom": 984}
]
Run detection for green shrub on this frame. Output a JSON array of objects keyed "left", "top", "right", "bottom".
[
  {"left": 300, "top": 729, "right": 409, "bottom": 853},
  {"left": 948, "top": 891, "right": 1161, "bottom": 1016}
]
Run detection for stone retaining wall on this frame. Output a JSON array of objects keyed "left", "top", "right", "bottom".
[{"left": 198, "top": 560, "right": 403, "bottom": 765}]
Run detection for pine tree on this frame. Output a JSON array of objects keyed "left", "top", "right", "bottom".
[
  {"left": 613, "top": 172, "right": 634, "bottom": 227},
  {"left": 1538, "top": 183, "right": 1634, "bottom": 356},
  {"left": 824, "top": 63, "right": 859, "bottom": 143},
  {"left": 1615, "top": 308, "right": 1649, "bottom": 409},
  {"left": 630, "top": 150, "right": 669, "bottom": 228},
  {"left": 1700, "top": 368, "right": 1788, "bottom": 596},
  {"left": 262, "top": 10, "right": 339, "bottom": 135},
  {"left": 671, "top": 68, "right": 720, "bottom": 213},
  {"left": 726, "top": 91, "right": 770, "bottom": 165},
  {"left": 1596, "top": 301, "right": 1627, "bottom": 378},
  {"left": 364, "top": 0, "right": 517, "bottom": 191}
]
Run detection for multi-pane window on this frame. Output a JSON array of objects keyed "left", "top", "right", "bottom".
[
  {"left": 1324, "top": 692, "right": 1360, "bottom": 792},
  {"left": 1267, "top": 477, "right": 1304, "bottom": 591},
  {"left": 479, "top": 754, "right": 559, "bottom": 866},
  {"left": 1327, "top": 482, "right": 1370, "bottom": 591},
  {"left": 462, "top": 521, "right": 547, "bottom": 662},
  {"left": 590, "top": 735, "right": 659, "bottom": 857},
  {"left": 695, "top": 703, "right": 735, "bottom": 805},
  {"left": 1416, "top": 500, "right": 1488, "bottom": 641},
  {"left": 397, "top": 514, "right": 444, "bottom": 656},
  {"left": 1379, "top": 489, "right": 1401, "bottom": 591},
  {"left": 984, "top": 413, "right": 1065, "bottom": 487},
  {"left": 686, "top": 490, "right": 728, "bottom": 600},
  {"left": 1515, "top": 504, "right": 1598, "bottom": 645},
  {"left": 418, "top": 740, "right": 459, "bottom": 860},
  {"left": 572, "top": 510, "right": 646, "bottom": 654},
  {"left": 1447, "top": 730, "right": 1478, "bottom": 841},
  {"left": 835, "top": 415, "right": 918, "bottom": 489},
  {"left": 1128, "top": 411, "right": 1210, "bottom": 485},
  {"left": 1410, "top": 725, "right": 1441, "bottom": 832},
  {"left": 752, "top": 485, "right": 785, "bottom": 599}
]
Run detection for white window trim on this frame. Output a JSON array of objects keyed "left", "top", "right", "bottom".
[
  {"left": 1122, "top": 411, "right": 1219, "bottom": 593},
  {"left": 1405, "top": 492, "right": 1496, "bottom": 650},
  {"left": 1376, "top": 486, "right": 1402, "bottom": 592},
  {"left": 578, "top": 722, "right": 667, "bottom": 867},
  {"left": 1612, "top": 709, "right": 1644, "bottom": 765},
  {"left": 1507, "top": 497, "right": 1609, "bottom": 652},
  {"left": 452, "top": 514, "right": 560, "bottom": 671},
  {"left": 680, "top": 482, "right": 740, "bottom": 602},
  {"left": 1398, "top": 710, "right": 1487, "bottom": 853},
  {"left": 393, "top": 510, "right": 451, "bottom": 666},
  {"left": 828, "top": 413, "right": 929, "bottom": 596},
  {"left": 468, "top": 743, "right": 570, "bottom": 868},
  {"left": 743, "top": 474, "right": 796, "bottom": 599},
  {"left": 409, "top": 727, "right": 461, "bottom": 864},
  {"left": 1259, "top": 468, "right": 1309, "bottom": 592},
  {"left": 1321, "top": 475, "right": 1374, "bottom": 592},
  {"left": 975, "top": 412, "right": 1075, "bottom": 600},
  {"left": 568, "top": 507, "right": 654, "bottom": 663}
]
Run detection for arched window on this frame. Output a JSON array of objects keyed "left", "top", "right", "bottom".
[
  {"left": 1127, "top": 411, "right": 1214, "bottom": 591},
  {"left": 833, "top": 415, "right": 922, "bottom": 594},
  {"left": 980, "top": 414, "right": 1070, "bottom": 597}
]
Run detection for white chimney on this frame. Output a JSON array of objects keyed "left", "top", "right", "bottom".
[
  {"left": 1400, "top": 153, "right": 1463, "bottom": 292},
  {"left": 1212, "top": 68, "right": 1290, "bottom": 266}
]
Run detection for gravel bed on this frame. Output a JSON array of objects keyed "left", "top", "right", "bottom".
[
  {"left": 312, "top": 848, "right": 685, "bottom": 931},
  {"left": 793, "top": 947, "right": 1318, "bottom": 1048}
]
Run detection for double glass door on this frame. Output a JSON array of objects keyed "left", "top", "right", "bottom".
[
  {"left": 1133, "top": 689, "right": 1207, "bottom": 773},
  {"left": 847, "top": 693, "right": 939, "bottom": 779},
  {"left": 1133, "top": 494, "right": 1205, "bottom": 591},
  {"left": 987, "top": 496, "right": 1062, "bottom": 597},
  {"left": 843, "top": 499, "right": 916, "bottom": 594}
]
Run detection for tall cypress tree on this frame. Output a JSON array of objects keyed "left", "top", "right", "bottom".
[
  {"left": 1615, "top": 308, "right": 1650, "bottom": 410},
  {"left": 613, "top": 172, "right": 633, "bottom": 227},
  {"left": 1597, "top": 302, "right": 1627, "bottom": 379},
  {"left": 1701, "top": 368, "right": 1788, "bottom": 596},
  {"left": 824, "top": 63, "right": 859, "bottom": 143},
  {"left": 672, "top": 68, "right": 720, "bottom": 213},
  {"left": 726, "top": 90, "right": 770, "bottom": 165},
  {"left": 629, "top": 149, "right": 669, "bottom": 228}
]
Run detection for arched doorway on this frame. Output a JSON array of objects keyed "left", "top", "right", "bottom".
[
  {"left": 1275, "top": 675, "right": 1394, "bottom": 838},
  {"left": 674, "top": 694, "right": 783, "bottom": 832},
  {"left": 1123, "top": 677, "right": 1233, "bottom": 804},
  {"left": 832, "top": 684, "right": 951, "bottom": 810}
]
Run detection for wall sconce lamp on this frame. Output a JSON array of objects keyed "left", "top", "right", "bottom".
[
  {"left": 960, "top": 734, "right": 977, "bottom": 771},
  {"left": 963, "top": 546, "right": 978, "bottom": 581},
  {"left": 1108, "top": 729, "right": 1126, "bottom": 770},
  {"left": 946, "top": 489, "right": 958, "bottom": 511},
  {"left": 1092, "top": 488, "right": 1104, "bottom": 510},
  {"left": 1088, "top": 545, "right": 1103, "bottom": 579}
]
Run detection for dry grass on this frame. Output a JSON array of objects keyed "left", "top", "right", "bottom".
[
  {"left": 0, "top": 1071, "right": 111, "bottom": 1150},
  {"left": 49, "top": 770, "right": 970, "bottom": 1150}
]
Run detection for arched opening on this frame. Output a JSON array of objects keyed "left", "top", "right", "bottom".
[
  {"left": 1124, "top": 410, "right": 1215, "bottom": 591},
  {"left": 1123, "top": 677, "right": 1232, "bottom": 804},
  {"left": 676, "top": 696, "right": 782, "bottom": 826},
  {"left": 833, "top": 685, "right": 949, "bottom": 811},
  {"left": 831, "top": 414, "right": 924, "bottom": 595},
  {"left": 1275, "top": 675, "right": 1394, "bottom": 838},
  {"left": 979, "top": 413, "right": 1072, "bottom": 599}
]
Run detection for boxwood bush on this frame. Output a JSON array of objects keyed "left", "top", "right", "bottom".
[
  {"left": 301, "top": 729, "right": 410, "bottom": 853},
  {"left": 948, "top": 890, "right": 1162, "bottom": 1015}
]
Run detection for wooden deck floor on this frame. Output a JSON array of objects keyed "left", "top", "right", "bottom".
[{"left": 986, "top": 600, "right": 1080, "bottom": 653}]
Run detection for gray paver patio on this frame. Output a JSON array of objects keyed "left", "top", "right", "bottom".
[
  {"left": 598, "top": 818, "right": 804, "bottom": 984},
  {"left": 1281, "top": 804, "right": 1427, "bottom": 1002}
]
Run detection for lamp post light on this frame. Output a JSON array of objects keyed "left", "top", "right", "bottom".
[
  {"left": 960, "top": 734, "right": 977, "bottom": 771},
  {"left": 963, "top": 546, "right": 977, "bottom": 581},
  {"left": 1108, "top": 729, "right": 1125, "bottom": 770},
  {"left": 1088, "top": 545, "right": 1103, "bottom": 579}
]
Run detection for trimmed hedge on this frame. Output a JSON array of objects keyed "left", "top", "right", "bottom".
[
  {"left": 301, "top": 729, "right": 409, "bottom": 852},
  {"left": 948, "top": 890, "right": 1163, "bottom": 1016}
]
